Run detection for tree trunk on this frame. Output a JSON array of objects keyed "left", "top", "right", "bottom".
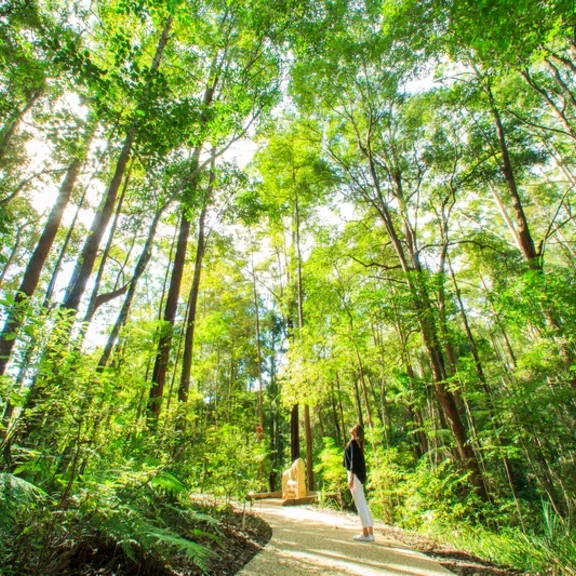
[
  {"left": 353, "top": 377, "right": 364, "bottom": 430},
  {"left": 148, "top": 74, "right": 218, "bottom": 420},
  {"left": 43, "top": 188, "right": 89, "bottom": 309},
  {"left": 0, "top": 225, "right": 22, "bottom": 288},
  {"left": 178, "top": 160, "right": 215, "bottom": 404},
  {"left": 148, "top": 205, "right": 192, "bottom": 418},
  {"left": 363, "top": 152, "right": 489, "bottom": 500},
  {"left": 177, "top": 204, "right": 207, "bottom": 404},
  {"left": 252, "top": 251, "right": 265, "bottom": 429},
  {"left": 482, "top": 78, "right": 540, "bottom": 268},
  {"left": 336, "top": 373, "right": 347, "bottom": 447},
  {"left": 0, "top": 147, "right": 88, "bottom": 376},
  {"left": 97, "top": 206, "right": 167, "bottom": 370},
  {"left": 304, "top": 404, "right": 313, "bottom": 490},
  {"left": 0, "top": 87, "right": 43, "bottom": 165},
  {"left": 62, "top": 15, "right": 174, "bottom": 315},
  {"left": 330, "top": 381, "right": 343, "bottom": 445},
  {"left": 290, "top": 405, "right": 300, "bottom": 462},
  {"left": 293, "top": 192, "right": 312, "bottom": 482},
  {"left": 83, "top": 163, "right": 132, "bottom": 325}
]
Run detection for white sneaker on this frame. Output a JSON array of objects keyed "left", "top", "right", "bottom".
[{"left": 353, "top": 533, "right": 374, "bottom": 542}]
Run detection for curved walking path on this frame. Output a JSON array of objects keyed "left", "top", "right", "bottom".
[{"left": 239, "top": 499, "right": 454, "bottom": 576}]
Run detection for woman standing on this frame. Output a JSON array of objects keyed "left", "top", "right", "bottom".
[{"left": 343, "top": 424, "right": 374, "bottom": 542}]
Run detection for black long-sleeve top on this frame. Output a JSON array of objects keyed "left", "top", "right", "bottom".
[{"left": 343, "top": 439, "right": 367, "bottom": 484}]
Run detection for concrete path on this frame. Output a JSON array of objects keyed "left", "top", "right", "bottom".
[{"left": 239, "top": 499, "right": 454, "bottom": 576}]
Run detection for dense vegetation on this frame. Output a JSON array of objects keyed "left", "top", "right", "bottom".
[{"left": 1, "top": 0, "right": 576, "bottom": 573}]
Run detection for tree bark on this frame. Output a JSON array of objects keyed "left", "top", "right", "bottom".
[
  {"left": 0, "top": 87, "right": 43, "bottom": 165},
  {"left": 481, "top": 77, "right": 540, "bottom": 269},
  {"left": 290, "top": 405, "right": 300, "bottom": 462},
  {"left": 304, "top": 404, "right": 314, "bottom": 490},
  {"left": 0, "top": 225, "right": 23, "bottom": 288},
  {"left": 252, "top": 250, "right": 265, "bottom": 429},
  {"left": 63, "top": 15, "right": 174, "bottom": 315},
  {"left": 97, "top": 207, "right": 167, "bottom": 370},
  {"left": 178, "top": 174, "right": 211, "bottom": 404},
  {"left": 336, "top": 373, "right": 347, "bottom": 446},
  {"left": 330, "top": 381, "right": 343, "bottom": 445},
  {"left": 0, "top": 147, "right": 88, "bottom": 376},
  {"left": 148, "top": 205, "right": 192, "bottom": 418},
  {"left": 353, "top": 376, "right": 364, "bottom": 430},
  {"left": 148, "top": 76, "right": 218, "bottom": 420},
  {"left": 83, "top": 164, "right": 132, "bottom": 325},
  {"left": 362, "top": 150, "right": 489, "bottom": 499},
  {"left": 293, "top": 192, "right": 312, "bottom": 484}
]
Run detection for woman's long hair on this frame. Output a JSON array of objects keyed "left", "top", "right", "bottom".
[{"left": 350, "top": 424, "right": 364, "bottom": 451}]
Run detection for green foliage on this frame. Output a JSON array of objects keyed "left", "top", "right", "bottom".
[
  {"left": 2, "top": 0, "right": 576, "bottom": 574},
  {"left": 425, "top": 504, "right": 576, "bottom": 575},
  {"left": 194, "top": 424, "right": 269, "bottom": 501},
  {"left": 0, "top": 461, "right": 218, "bottom": 575},
  {"left": 314, "top": 437, "right": 349, "bottom": 503}
]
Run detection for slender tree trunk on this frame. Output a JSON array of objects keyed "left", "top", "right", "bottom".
[
  {"left": 379, "top": 374, "right": 392, "bottom": 448},
  {"left": 63, "top": 15, "right": 174, "bottom": 315},
  {"left": 355, "top": 347, "right": 374, "bottom": 428},
  {"left": 363, "top": 152, "right": 488, "bottom": 500},
  {"left": 148, "top": 76, "right": 217, "bottom": 420},
  {"left": 304, "top": 404, "right": 313, "bottom": 490},
  {"left": 448, "top": 257, "right": 488, "bottom": 387},
  {"left": 252, "top": 251, "right": 265, "bottom": 429},
  {"left": 346, "top": 309, "right": 375, "bottom": 437},
  {"left": 97, "top": 206, "right": 167, "bottom": 370},
  {"left": 293, "top": 192, "right": 312, "bottom": 484},
  {"left": 43, "top": 188, "right": 88, "bottom": 308},
  {"left": 290, "top": 405, "right": 300, "bottom": 462},
  {"left": 522, "top": 69, "right": 576, "bottom": 141},
  {"left": 353, "top": 377, "right": 364, "bottom": 430},
  {"left": 177, "top": 203, "right": 207, "bottom": 403},
  {"left": 0, "top": 225, "right": 22, "bottom": 288},
  {"left": 178, "top": 160, "right": 215, "bottom": 404},
  {"left": 166, "top": 302, "right": 188, "bottom": 412},
  {"left": 481, "top": 77, "right": 540, "bottom": 268},
  {"left": 336, "top": 373, "right": 347, "bottom": 446},
  {"left": 480, "top": 274, "right": 518, "bottom": 369},
  {"left": 62, "top": 127, "right": 137, "bottom": 314},
  {"left": 317, "top": 405, "right": 325, "bottom": 440},
  {"left": 148, "top": 164, "right": 198, "bottom": 418},
  {"left": 42, "top": 129, "right": 115, "bottom": 307},
  {"left": 330, "top": 381, "right": 342, "bottom": 444},
  {"left": 0, "top": 87, "right": 43, "bottom": 164},
  {"left": 0, "top": 144, "right": 89, "bottom": 375},
  {"left": 83, "top": 164, "right": 132, "bottom": 325},
  {"left": 158, "top": 226, "right": 178, "bottom": 322}
]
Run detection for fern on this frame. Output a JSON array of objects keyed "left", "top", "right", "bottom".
[
  {"left": 0, "top": 472, "right": 47, "bottom": 526},
  {"left": 146, "top": 526, "right": 215, "bottom": 571},
  {"left": 150, "top": 471, "right": 187, "bottom": 496},
  {"left": 92, "top": 500, "right": 216, "bottom": 573}
]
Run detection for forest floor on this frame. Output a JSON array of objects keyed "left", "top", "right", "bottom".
[
  {"left": 63, "top": 503, "right": 273, "bottom": 576},
  {"left": 236, "top": 499, "right": 523, "bottom": 576}
]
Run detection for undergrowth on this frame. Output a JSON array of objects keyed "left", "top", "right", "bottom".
[
  {"left": 316, "top": 441, "right": 576, "bottom": 575},
  {"left": 426, "top": 504, "right": 576, "bottom": 576},
  {"left": 0, "top": 468, "right": 219, "bottom": 576}
]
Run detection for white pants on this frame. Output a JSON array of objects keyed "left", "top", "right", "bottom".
[{"left": 348, "top": 472, "right": 373, "bottom": 528}]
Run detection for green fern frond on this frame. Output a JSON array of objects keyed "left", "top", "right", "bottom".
[
  {"left": 93, "top": 503, "right": 215, "bottom": 573},
  {"left": 0, "top": 473, "right": 48, "bottom": 502},
  {"left": 150, "top": 472, "right": 187, "bottom": 496},
  {"left": 146, "top": 527, "right": 215, "bottom": 572}
]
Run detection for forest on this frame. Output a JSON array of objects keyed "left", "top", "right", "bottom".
[{"left": 1, "top": 0, "right": 576, "bottom": 574}]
